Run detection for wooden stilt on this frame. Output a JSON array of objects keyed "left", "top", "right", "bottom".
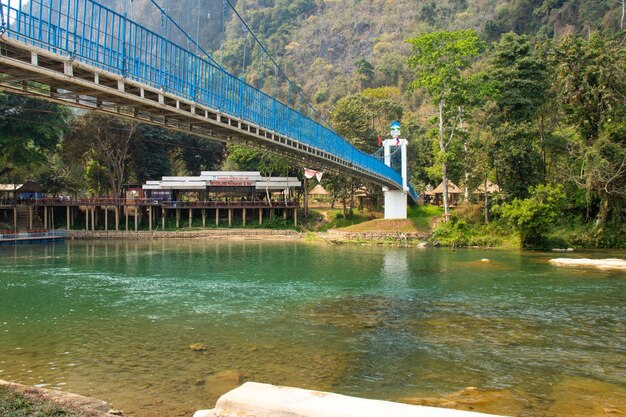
[
  {"left": 243, "top": 208, "right": 246, "bottom": 226},
  {"left": 176, "top": 208, "right": 180, "bottom": 228},
  {"left": 228, "top": 209, "right": 232, "bottom": 227},
  {"left": 29, "top": 206, "right": 33, "bottom": 230},
  {"left": 162, "top": 207, "right": 165, "bottom": 230},
  {"left": 85, "top": 207, "right": 89, "bottom": 231},
  {"left": 44, "top": 206, "right": 48, "bottom": 229},
  {"left": 13, "top": 207, "right": 17, "bottom": 231},
  {"left": 294, "top": 208, "right": 298, "bottom": 227},
  {"left": 125, "top": 207, "right": 129, "bottom": 231},
  {"left": 134, "top": 207, "right": 138, "bottom": 231},
  {"left": 66, "top": 206, "right": 70, "bottom": 230},
  {"left": 115, "top": 207, "right": 119, "bottom": 231},
  {"left": 104, "top": 207, "right": 108, "bottom": 231},
  {"left": 283, "top": 208, "right": 287, "bottom": 220},
  {"left": 189, "top": 208, "right": 192, "bottom": 228},
  {"left": 259, "top": 208, "right": 263, "bottom": 225},
  {"left": 202, "top": 209, "right": 206, "bottom": 227},
  {"left": 216, "top": 208, "right": 219, "bottom": 226},
  {"left": 148, "top": 207, "right": 152, "bottom": 232},
  {"left": 91, "top": 207, "right": 95, "bottom": 230}
]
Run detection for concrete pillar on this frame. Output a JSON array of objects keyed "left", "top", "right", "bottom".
[
  {"left": 242, "top": 208, "right": 246, "bottom": 226},
  {"left": 85, "top": 207, "right": 88, "bottom": 231},
  {"left": 44, "top": 206, "right": 48, "bottom": 229},
  {"left": 176, "top": 209, "right": 180, "bottom": 228},
  {"left": 189, "top": 208, "right": 192, "bottom": 228},
  {"left": 125, "top": 207, "right": 129, "bottom": 231},
  {"left": 66, "top": 206, "right": 70, "bottom": 230},
  {"left": 13, "top": 207, "right": 17, "bottom": 230},
  {"left": 148, "top": 208, "right": 152, "bottom": 232},
  {"left": 134, "top": 208, "right": 138, "bottom": 231},
  {"left": 162, "top": 207, "right": 165, "bottom": 230},
  {"left": 259, "top": 208, "right": 262, "bottom": 225},
  {"left": 228, "top": 209, "right": 232, "bottom": 227},
  {"left": 202, "top": 209, "right": 206, "bottom": 227},
  {"left": 29, "top": 206, "right": 33, "bottom": 230},
  {"left": 91, "top": 207, "right": 96, "bottom": 230},
  {"left": 115, "top": 207, "right": 119, "bottom": 231},
  {"left": 215, "top": 208, "right": 219, "bottom": 226},
  {"left": 283, "top": 208, "right": 287, "bottom": 220},
  {"left": 104, "top": 207, "right": 108, "bottom": 231},
  {"left": 294, "top": 208, "right": 298, "bottom": 227},
  {"left": 384, "top": 190, "right": 407, "bottom": 220}
]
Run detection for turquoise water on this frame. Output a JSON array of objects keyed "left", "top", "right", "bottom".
[{"left": 0, "top": 240, "right": 625, "bottom": 416}]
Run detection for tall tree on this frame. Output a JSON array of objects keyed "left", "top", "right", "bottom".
[
  {"left": 406, "top": 29, "right": 484, "bottom": 219},
  {"left": 65, "top": 112, "right": 137, "bottom": 197},
  {"left": 547, "top": 33, "right": 626, "bottom": 228},
  {"left": 0, "top": 94, "right": 71, "bottom": 179},
  {"left": 487, "top": 33, "right": 547, "bottom": 199}
]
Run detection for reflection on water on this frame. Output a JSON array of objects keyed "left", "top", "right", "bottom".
[{"left": 0, "top": 241, "right": 625, "bottom": 416}]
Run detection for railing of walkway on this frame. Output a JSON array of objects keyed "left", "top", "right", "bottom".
[{"left": 0, "top": 0, "right": 409, "bottom": 192}]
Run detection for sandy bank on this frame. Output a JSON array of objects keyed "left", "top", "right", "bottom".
[{"left": 549, "top": 258, "right": 626, "bottom": 271}]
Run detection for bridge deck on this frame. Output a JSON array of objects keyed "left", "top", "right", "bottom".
[{"left": 0, "top": 0, "right": 415, "bottom": 199}]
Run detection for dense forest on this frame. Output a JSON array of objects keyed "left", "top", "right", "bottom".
[{"left": 0, "top": 0, "right": 624, "bottom": 247}]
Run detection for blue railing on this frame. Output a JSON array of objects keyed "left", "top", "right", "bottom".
[{"left": 1, "top": 0, "right": 417, "bottom": 198}]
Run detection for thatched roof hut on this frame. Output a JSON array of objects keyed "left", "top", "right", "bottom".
[
  {"left": 309, "top": 184, "right": 329, "bottom": 196},
  {"left": 474, "top": 180, "right": 500, "bottom": 194},
  {"left": 425, "top": 181, "right": 462, "bottom": 195}
]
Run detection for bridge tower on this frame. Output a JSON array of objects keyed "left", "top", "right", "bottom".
[{"left": 383, "top": 122, "right": 409, "bottom": 219}]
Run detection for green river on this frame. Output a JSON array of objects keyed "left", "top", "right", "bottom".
[{"left": 0, "top": 240, "right": 625, "bottom": 416}]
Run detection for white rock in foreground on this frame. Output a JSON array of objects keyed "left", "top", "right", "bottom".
[
  {"left": 194, "top": 382, "right": 508, "bottom": 417},
  {"left": 549, "top": 258, "right": 626, "bottom": 271}
]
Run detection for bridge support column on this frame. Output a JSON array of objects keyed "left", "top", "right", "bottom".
[
  {"left": 384, "top": 190, "right": 408, "bottom": 220},
  {"left": 383, "top": 137, "right": 409, "bottom": 220}
]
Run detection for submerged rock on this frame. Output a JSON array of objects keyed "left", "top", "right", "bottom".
[
  {"left": 401, "top": 386, "right": 529, "bottom": 416},
  {"left": 546, "top": 377, "right": 626, "bottom": 417},
  {"left": 190, "top": 343, "right": 208, "bottom": 352}
]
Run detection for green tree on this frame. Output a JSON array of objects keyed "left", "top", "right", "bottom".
[
  {"left": 355, "top": 59, "right": 375, "bottom": 90},
  {"left": 547, "top": 33, "right": 626, "bottom": 229},
  {"left": 0, "top": 94, "right": 71, "bottom": 179},
  {"left": 497, "top": 184, "right": 566, "bottom": 247},
  {"left": 406, "top": 29, "right": 484, "bottom": 219}
]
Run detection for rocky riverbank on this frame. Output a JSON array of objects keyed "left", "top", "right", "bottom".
[{"left": 0, "top": 380, "right": 122, "bottom": 416}]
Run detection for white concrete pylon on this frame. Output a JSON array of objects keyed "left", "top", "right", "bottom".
[{"left": 383, "top": 138, "right": 408, "bottom": 219}]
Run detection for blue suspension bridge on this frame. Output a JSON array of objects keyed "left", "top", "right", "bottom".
[{"left": 0, "top": 0, "right": 417, "bottom": 204}]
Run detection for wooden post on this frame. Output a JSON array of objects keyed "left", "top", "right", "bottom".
[
  {"left": 162, "top": 207, "right": 165, "bottom": 230},
  {"left": 66, "top": 206, "right": 70, "bottom": 230},
  {"left": 242, "top": 208, "right": 246, "bottom": 226},
  {"left": 13, "top": 207, "right": 17, "bottom": 231},
  {"left": 134, "top": 207, "right": 138, "bottom": 231},
  {"left": 125, "top": 207, "right": 129, "bottom": 231},
  {"left": 85, "top": 206, "right": 89, "bottom": 231},
  {"left": 189, "top": 208, "right": 192, "bottom": 228},
  {"left": 51, "top": 207, "right": 54, "bottom": 229},
  {"left": 202, "top": 209, "right": 206, "bottom": 227},
  {"left": 228, "top": 209, "right": 232, "bottom": 227},
  {"left": 294, "top": 208, "right": 298, "bottom": 227},
  {"left": 104, "top": 207, "right": 108, "bottom": 231},
  {"left": 176, "top": 209, "right": 180, "bottom": 228},
  {"left": 303, "top": 176, "right": 308, "bottom": 217},
  {"left": 215, "top": 208, "right": 219, "bottom": 226},
  {"left": 148, "top": 207, "right": 152, "bottom": 232},
  {"left": 44, "top": 206, "right": 48, "bottom": 229},
  {"left": 259, "top": 208, "right": 262, "bottom": 225},
  {"left": 283, "top": 208, "right": 288, "bottom": 220},
  {"left": 91, "top": 207, "right": 95, "bottom": 230},
  {"left": 115, "top": 207, "right": 119, "bottom": 231},
  {"left": 29, "top": 206, "right": 33, "bottom": 230}
]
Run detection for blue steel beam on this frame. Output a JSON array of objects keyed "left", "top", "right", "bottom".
[{"left": 0, "top": 0, "right": 418, "bottom": 200}]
